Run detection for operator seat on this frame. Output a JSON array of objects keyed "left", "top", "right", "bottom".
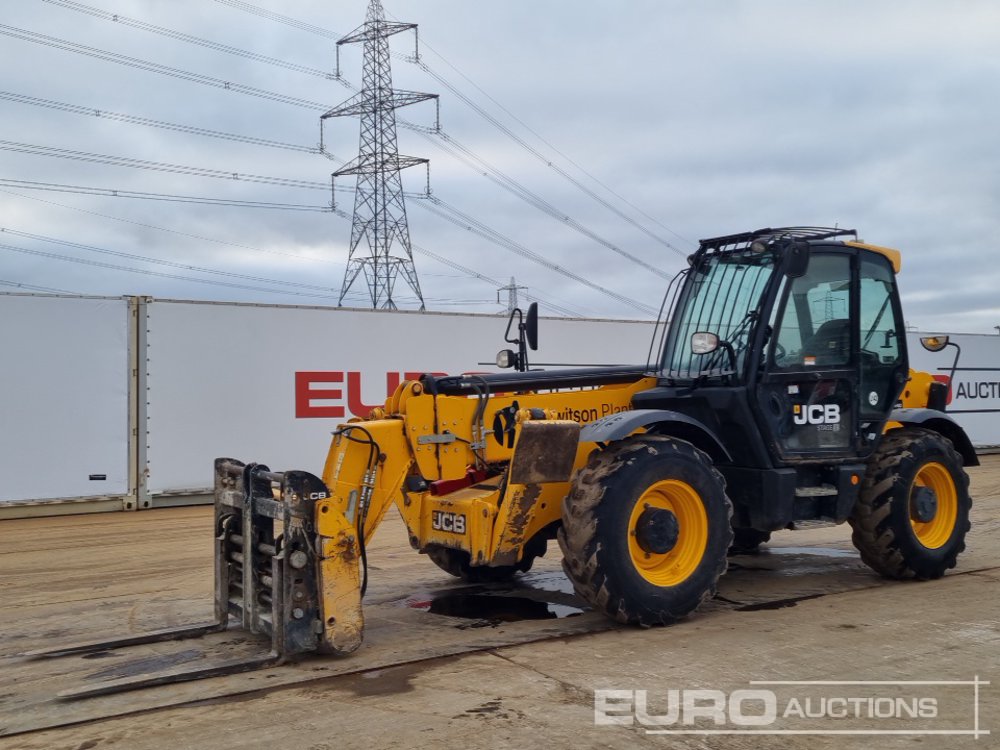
[{"left": 801, "top": 318, "right": 850, "bottom": 366}]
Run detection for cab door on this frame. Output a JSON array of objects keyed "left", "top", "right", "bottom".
[
  {"left": 856, "top": 252, "right": 908, "bottom": 448},
  {"left": 757, "top": 252, "right": 858, "bottom": 460}
]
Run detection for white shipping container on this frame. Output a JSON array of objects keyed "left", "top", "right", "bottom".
[
  {"left": 141, "top": 299, "right": 656, "bottom": 498},
  {"left": 0, "top": 294, "right": 130, "bottom": 504},
  {"left": 3, "top": 292, "right": 998, "bottom": 514}
]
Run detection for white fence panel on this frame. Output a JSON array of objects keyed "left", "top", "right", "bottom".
[
  {"left": 0, "top": 294, "right": 130, "bottom": 503},
  {"left": 143, "top": 300, "right": 655, "bottom": 496}
]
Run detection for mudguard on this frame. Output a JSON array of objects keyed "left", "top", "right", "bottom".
[
  {"left": 580, "top": 408, "right": 731, "bottom": 462},
  {"left": 889, "top": 408, "right": 980, "bottom": 467}
]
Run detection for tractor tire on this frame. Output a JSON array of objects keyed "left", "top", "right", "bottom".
[
  {"left": 426, "top": 535, "right": 547, "bottom": 583},
  {"left": 849, "top": 427, "right": 971, "bottom": 580},
  {"left": 558, "top": 436, "right": 733, "bottom": 626},
  {"left": 729, "top": 528, "right": 771, "bottom": 555}
]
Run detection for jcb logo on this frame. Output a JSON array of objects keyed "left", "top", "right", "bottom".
[
  {"left": 431, "top": 511, "right": 466, "bottom": 534},
  {"left": 793, "top": 404, "right": 841, "bottom": 425}
]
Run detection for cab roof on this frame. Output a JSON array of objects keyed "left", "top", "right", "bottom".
[{"left": 698, "top": 226, "right": 901, "bottom": 273}]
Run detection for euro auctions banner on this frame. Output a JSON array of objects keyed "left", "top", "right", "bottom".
[
  {"left": 907, "top": 332, "right": 1000, "bottom": 447},
  {"left": 143, "top": 300, "right": 656, "bottom": 495}
]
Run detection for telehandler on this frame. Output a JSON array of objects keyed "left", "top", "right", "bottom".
[{"left": 32, "top": 227, "right": 976, "bottom": 697}]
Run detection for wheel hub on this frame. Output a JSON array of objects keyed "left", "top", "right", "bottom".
[
  {"left": 910, "top": 485, "right": 938, "bottom": 523},
  {"left": 634, "top": 506, "right": 680, "bottom": 555}
]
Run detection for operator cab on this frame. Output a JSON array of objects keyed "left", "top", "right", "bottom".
[{"left": 644, "top": 227, "right": 908, "bottom": 468}]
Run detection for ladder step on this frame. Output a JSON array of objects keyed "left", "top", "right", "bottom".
[{"left": 795, "top": 484, "right": 838, "bottom": 497}]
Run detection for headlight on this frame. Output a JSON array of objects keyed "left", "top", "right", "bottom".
[{"left": 496, "top": 349, "right": 516, "bottom": 368}]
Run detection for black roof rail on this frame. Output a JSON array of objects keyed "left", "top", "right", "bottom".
[{"left": 698, "top": 226, "right": 858, "bottom": 252}]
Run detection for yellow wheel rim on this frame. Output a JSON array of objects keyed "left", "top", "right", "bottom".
[
  {"left": 627, "top": 479, "right": 708, "bottom": 586},
  {"left": 909, "top": 462, "right": 958, "bottom": 550}
]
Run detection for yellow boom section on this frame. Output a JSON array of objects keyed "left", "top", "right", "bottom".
[{"left": 321, "top": 376, "right": 657, "bottom": 568}]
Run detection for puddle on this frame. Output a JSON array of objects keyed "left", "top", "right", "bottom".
[
  {"left": 515, "top": 571, "right": 577, "bottom": 596},
  {"left": 394, "top": 570, "right": 588, "bottom": 626},
  {"left": 410, "top": 592, "right": 584, "bottom": 623},
  {"left": 735, "top": 593, "right": 827, "bottom": 612},
  {"left": 342, "top": 662, "right": 422, "bottom": 697}
]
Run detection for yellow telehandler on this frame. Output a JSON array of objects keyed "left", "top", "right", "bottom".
[{"left": 31, "top": 227, "right": 976, "bottom": 697}]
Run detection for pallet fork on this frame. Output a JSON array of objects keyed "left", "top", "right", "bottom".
[{"left": 25, "top": 459, "right": 364, "bottom": 699}]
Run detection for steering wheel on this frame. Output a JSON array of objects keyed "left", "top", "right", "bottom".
[{"left": 773, "top": 342, "right": 787, "bottom": 362}]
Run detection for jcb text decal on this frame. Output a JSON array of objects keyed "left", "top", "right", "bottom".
[
  {"left": 431, "top": 511, "right": 466, "bottom": 534},
  {"left": 793, "top": 404, "right": 841, "bottom": 426}
]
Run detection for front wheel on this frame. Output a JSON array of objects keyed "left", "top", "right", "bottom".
[
  {"left": 559, "top": 436, "right": 733, "bottom": 626},
  {"left": 849, "top": 428, "right": 971, "bottom": 579}
]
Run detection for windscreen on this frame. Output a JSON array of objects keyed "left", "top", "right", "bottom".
[{"left": 661, "top": 252, "right": 777, "bottom": 380}]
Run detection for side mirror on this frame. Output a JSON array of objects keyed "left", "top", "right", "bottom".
[
  {"left": 920, "top": 336, "right": 950, "bottom": 352},
  {"left": 525, "top": 302, "right": 538, "bottom": 351},
  {"left": 691, "top": 331, "right": 720, "bottom": 355},
  {"left": 784, "top": 240, "right": 810, "bottom": 279},
  {"left": 500, "top": 302, "right": 540, "bottom": 372}
]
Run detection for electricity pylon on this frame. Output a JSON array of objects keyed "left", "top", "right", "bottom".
[{"left": 322, "top": 0, "right": 437, "bottom": 310}]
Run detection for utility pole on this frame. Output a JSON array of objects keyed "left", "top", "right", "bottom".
[
  {"left": 322, "top": 0, "right": 438, "bottom": 310},
  {"left": 497, "top": 277, "right": 528, "bottom": 314}
]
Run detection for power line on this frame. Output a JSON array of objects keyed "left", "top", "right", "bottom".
[
  {"left": 412, "top": 61, "right": 688, "bottom": 257},
  {"left": 9, "top": 9, "right": 681, "bottom": 271},
  {"left": 0, "top": 140, "right": 329, "bottom": 190},
  {"left": 416, "top": 196, "right": 657, "bottom": 316},
  {"left": 0, "top": 24, "right": 331, "bottom": 110},
  {"left": 417, "top": 128, "right": 675, "bottom": 278},
  {"left": 214, "top": 0, "right": 691, "bottom": 249},
  {"left": 0, "top": 91, "right": 320, "bottom": 154},
  {"left": 1, "top": 134, "right": 653, "bottom": 310},
  {"left": 0, "top": 178, "right": 331, "bottom": 210},
  {"left": 213, "top": 0, "right": 342, "bottom": 40},
  {"left": 0, "top": 227, "right": 343, "bottom": 294},
  {"left": 0, "top": 182, "right": 582, "bottom": 316},
  {"left": 1, "top": 12, "right": 662, "bottom": 313},
  {"left": 2, "top": 135, "right": 652, "bottom": 313},
  {"left": 41, "top": 0, "right": 340, "bottom": 79},
  {"left": 0, "top": 277, "right": 78, "bottom": 294},
  {"left": 411, "top": 243, "right": 584, "bottom": 318},
  {"left": 2, "top": 22, "right": 672, "bottom": 280},
  {"left": 0, "top": 186, "right": 340, "bottom": 265},
  {"left": 0, "top": 238, "right": 354, "bottom": 301},
  {"left": 1, "top": 160, "right": 652, "bottom": 313},
  {"left": 409, "top": 47, "right": 693, "bottom": 249}
]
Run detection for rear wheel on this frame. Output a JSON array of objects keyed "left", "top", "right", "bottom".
[
  {"left": 426, "top": 535, "right": 547, "bottom": 583},
  {"left": 849, "top": 428, "right": 971, "bottom": 579},
  {"left": 559, "top": 436, "right": 732, "bottom": 625}
]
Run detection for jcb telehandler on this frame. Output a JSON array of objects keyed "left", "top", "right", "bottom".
[{"left": 32, "top": 227, "right": 976, "bottom": 697}]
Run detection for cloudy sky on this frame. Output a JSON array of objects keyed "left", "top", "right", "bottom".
[{"left": 1, "top": 0, "right": 998, "bottom": 331}]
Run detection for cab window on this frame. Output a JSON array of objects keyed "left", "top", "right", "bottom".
[{"left": 771, "top": 254, "right": 852, "bottom": 369}]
